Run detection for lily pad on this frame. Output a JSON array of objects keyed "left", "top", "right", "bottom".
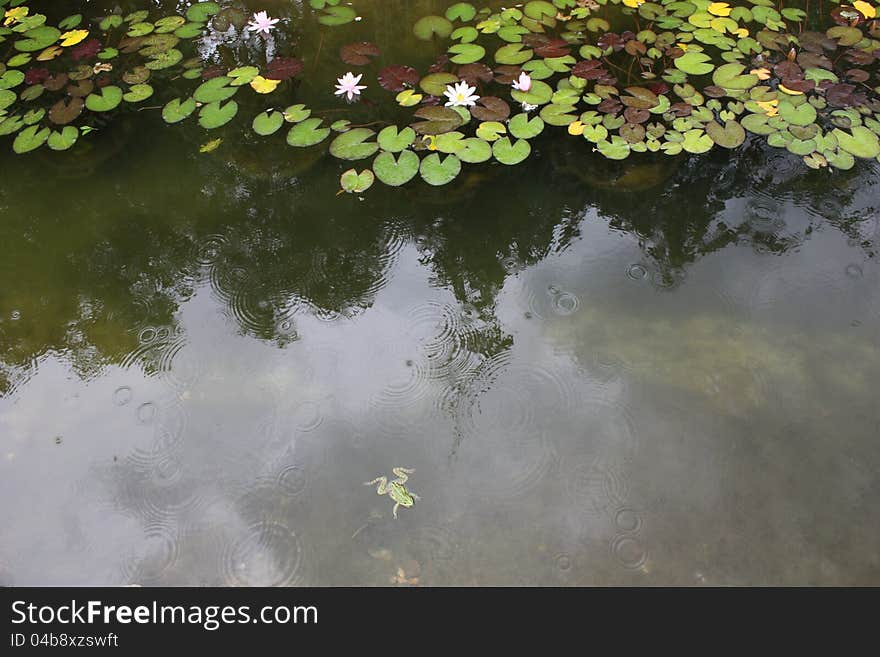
[
  {"left": 674, "top": 51, "right": 714, "bottom": 76},
  {"left": 419, "top": 72, "right": 459, "bottom": 96},
  {"left": 777, "top": 100, "right": 817, "bottom": 127},
  {"left": 162, "top": 97, "right": 196, "bottom": 123},
  {"left": 252, "top": 110, "right": 284, "bottom": 136},
  {"left": 411, "top": 106, "right": 463, "bottom": 136},
  {"left": 12, "top": 124, "right": 49, "bottom": 153},
  {"left": 194, "top": 76, "right": 237, "bottom": 103},
  {"left": 706, "top": 119, "right": 745, "bottom": 148},
  {"left": 373, "top": 150, "right": 420, "bottom": 186},
  {"left": 377, "top": 125, "right": 416, "bottom": 152},
  {"left": 48, "top": 97, "right": 84, "bottom": 125},
  {"left": 228, "top": 66, "right": 259, "bottom": 86},
  {"left": 319, "top": 6, "right": 357, "bottom": 27},
  {"left": 186, "top": 2, "right": 221, "bottom": 23},
  {"left": 340, "top": 168, "right": 374, "bottom": 193},
  {"left": 420, "top": 153, "right": 461, "bottom": 186},
  {"left": 492, "top": 137, "right": 531, "bottom": 165},
  {"left": 329, "top": 128, "right": 379, "bottom": 160},
  {"left": 198, "top": 99, "right": 238, "bottom": 129},
  {"left": 413, "top": 16, "right": 454, "bottom": 40},
  {"left": 85, "top": 86, "right": 123, "bottom": 112},
  {"left": 450, "top": 137, "right": 488, "bottom": 163},
  {"left": 286, "top": 118, "right": 330, "bottom": 147},
  {"left": 123, "top": 83, "right": 153, "bottom": 103},
  {"left": 47, "top": 126, "right": 78, "bottom": 151},
  {"left": 448, "top": 43, "right": 485, "bottom": 64},
  {"left": 833, "top": 126, "right": 880, "bottom": 159},
  {"left": 509, "top": 113, "right": 545, "bottom": 139},
  {"left": 14, "top": 27, "right": 60, "bottom": 52},
  {"left": 283, "top": 104, "right": 311, "bottom": 123}
]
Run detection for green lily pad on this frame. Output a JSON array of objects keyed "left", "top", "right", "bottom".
[
  {"left": 19, "top": 84, "right": 43, "bottom": 102},
  {"left": 329, "top": 128, "right": 379, "bottom": 160},
  {"left": 252, "top": 110, "right": 284, "bottom": 136},
  {"left": 446, "top": 3, "right": 477, "bottom": 22},
  {"left": 373, "top": 150, "right": 420, "bottom": 186},
  {"left": 833, "top": 126, "right": 880, "bottom": 159},
  {"left": 420, "top": 153, "right": 461, "bottom": 186},
  {"left": 162, "top": 97, "right": 196, "bottom": 123},
  {"left": 540, "top": 103, "right": 578, "bottom": 126},
  {"left": 420, "top": 72, "right": 459, "bottom": 96},
  {"left": 47, "top": 126, "right": 78, "bottom": 151},
  {"left": 476, "top": 121, "right": 506, "bottom": 141},
  {"left": 318, "top": 6, "right": 357, "bottom": 26},
  {"left": 511, "top": 80, "right": 553, "bottom": 106},
  {"left": 492, "top": 137, "right": 531, "bottom": 165},
  {"left": 59, "top": 15, "right": 83, "bottom": 30},
  {"left": 712, "top": 63, "right": 758, "bottom": 90},
  {"left": 705, "top": 119, "right": 745, "bottom": 148},
  {"left": 228, "top": 66, "right": 259, "bottom": 86},
  {"left": 457, "top": 137, "right": 493, "bottom": 163},
  {"left": 411, "top": 106, "right": 464, "bottom": 136},
  {"left": 674, "top": 51, "right": 714, "bottom": 76},
  {"left": 741, "top": 113, "right": 775, "bottom": 135},
  {"left": 0, "top": 90, "right": 16, "bottom": 112},
  {"left": 448, "top": 43, "right": 485, "bottom": 64},
  {"left": 597, "top": 136, "right": 631, "bottom": 160},
  {"left": 14, "top": 26, "right": 60, "bottom": 52},
  {"left": 340, "top": 168, "right": 374, "bottom": 193},
  {"left": 127, "top": 22, "right": 155, "bottom": 37},
  {"left": 155, "top": 16, "right": 186, "bottom": 33},
  {"left": 778, "top": 100, "right": 817, "bottom": 127},
  {"left": 286, "top": 118, "right": 330, "bottom": 147},
  {"left": 123, "top": 83, "right": 153, "bottom": 103},
  {"left": 194, "top": 77, "right": 237, "bottom": 103},
  {"left": 495, "top": 43, "right": 534, "bottom": 66},
  {"left": 175, "top": 23, "right": 205, "bottom": 39},
  {"left": 283, "top": 104, "right": 311, "bottom": 123},
  {"left": 22, "top": 107, "right": 44, "bottom": 125},
  {"left": 0, "top": 70, "right": 24, "bottom": 90},
  {"left": 198, "top": 99, "right": 238, "bottom": 129},
  {"left": 12, "top": 124, "right": 49, "bottom": 153},
  {"left": 0, "top": 115, "right": 25, "bottom": 137},
  {"left": 681, "top": 128, "right": 714, "bottom": 154},
  {"left": 509, "top": 113, "right": 545, "bottom": 139},
  {"left": 413, "top": 15, "right": 454, "bottom": 40},
  {"left": 85, "top": 86, "right": 123, "bottom": 112},
  {"left": 186, "top": 2, "right": 221, "bottom": 23},
  {"left": 377, "top": 125, "right": 416, "bottom": 152},
  {"left": 145, "top": 49, "right": 183, "bottom": 70}
]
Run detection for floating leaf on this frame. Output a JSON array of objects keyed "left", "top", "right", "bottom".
[
  {"left": 123, "top": 83, "right": 153, "bottom": 103},
  {"left": 396, "top": 89, "right": 423, "bottom": 106},
  {"left": 706, "top": 119, "right": 745, "bottom": 148},
  {"left": 15, "top": 27, "right": 61, "bottom": 53},
  {"left": 420, "top": 153, "right": 461, "bottom": 185},
  {"left": 186, "top": 2, "right": 221, "bottom": 23},
  {"left": 446, "top": 3, "right": 477, "bottom": 22},
  {"left": 448, "top": 43, "right": 485, "bottom": 64},
  {"left": 250, "top": 76, "right": 281, "bottom": 94},
  {"left": 596, "top": 136, "right": 631, "bottom": 160},
  {"left": 457, "top": 137, "right": 493, "bottom": 163},
  {"left": 162, "top": 97, "right": 196, "bottom": 124},
  {"left": 318, "top": 6, "right": 357, "bottom": 27},
  {"left": 674, "top": 51, "right": 715, "bottom": 76},
  {"left": 198, "top": 99, "right": 238, "bottom": 129},
  {"left": 266, "top": 57, "right": 303, "bottom": 81},
  {"left": 145, "top": 49, "right": 183, "bottom": 70},
  {"left": 283, "top": 104, "right": 311, "bottom": 122},
  {"left": 413, "top": 16, "right": 454, "bottom": 40},
  {"left": 48, "top": 97, "right": 84, "bottom": 125},
  {"left": 329, "top": 128, "right": 379, "bottom": 160},
  {"left": 492, "top": 137, "right": 531, "bottom": 165},
  {"left": 377, "top": 125, "right": 416, "bottom": 152},
  {"left": 419, "top": 72, "right": 458, "bottom": 96},
  {"left": 340, "top": 42, "right": 380, "bottom": 66},
  {"left": 378, "top": 65, "right": 420, "bottom": 92},
  {"left": 59, "top": 29, "right": 89, "bottom": 47},
  {"left": 194, "top": 77, "right": 237, "bottom": 103},
  {"left": 340, "top": 168, "right": 375, "bottom": 193},
  {"left": 252, "top": 110, "right": 284, "bottom": 136},
  {"left": 495, "top": 43, "right": 533, "bottom": 66},
  {"left": 833, "top": 126, "right": 880, "bottom": 159},
  {"left": 12, "top": 124, "right": 49, "bottom": 153},
  {"left": 85, "top": 86, "right": 123, "bottom": 112},
  {"left": 411, "top": 106, "right": 463, "bottom": 135},
  {"left": 777, "top": 100, "right": 817, "bottom": 127},
  {"left": 0, "top": 90, "right": 16, "bottom": 112},
  {"left": 470, "top": 97, "right": 510, "bottom": 121},
  {"left": 509, "top": 113, "right": 545, "bottom": 139},
  {"left": 286, "top": 118, "right": 330, "bottom": 147},
  {"left": 681, "top": 129, "right": 714, "bottom": 154},
  {"left": 373, "top": 150, "right": 420, "bottom": 186},
  {"left": 228, "top": 66, "right": 259, "bottom": 86},
  {"left": 46, "top": 125, "right": 79, "bottom": 151}
]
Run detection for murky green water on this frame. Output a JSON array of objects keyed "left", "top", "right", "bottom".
[{"left": 2, "top": 1, "right": 880, "bottom": 585}]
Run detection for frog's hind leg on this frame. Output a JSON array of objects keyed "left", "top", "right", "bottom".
[
  {"left": 364, "top": 476, "right": 389, "bottom": 495},
  {"left": 391, "top": 467, "right": 414, "bottom": 483},
  {"left": 392, "top": 502, "right": 400, "bottom": 519}
]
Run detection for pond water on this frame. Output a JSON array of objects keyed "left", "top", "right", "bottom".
[{"left": 1, "top": 1, "right": 880, "bottom": 586}]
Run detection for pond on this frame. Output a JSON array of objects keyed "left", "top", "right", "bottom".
[{"left": 1, "top": 0, "right": 879, "bottom": 585}]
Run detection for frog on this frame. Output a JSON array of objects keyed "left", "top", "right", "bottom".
[{"left": 364, "top": 467, "right": 420, "bottom": 519}]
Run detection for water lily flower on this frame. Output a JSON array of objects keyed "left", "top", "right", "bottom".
[
  {"left": 512, "top": 72, "right": 532, "bottom": 92},
  {"left": 247, "top": 11, "right": 280, "bottom": 35},
  {"left": 335, "top": 72, "right": 367, "bottom": 102},
  {"left": 443, "top": 80, "right": 480, "bottom": 108}
]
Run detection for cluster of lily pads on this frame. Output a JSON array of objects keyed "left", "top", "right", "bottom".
[{"left": 3, "top": 1, "right": 880, "bottom": 192}]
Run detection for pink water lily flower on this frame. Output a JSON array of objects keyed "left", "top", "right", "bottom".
[
  {"left": 335, "top": 71, "right": 367, "bottom": 102},
  {"left": 512, "top": 72, "right": 532, "bottom": 92},
  {"left": 443, "top": 80, "right": 480, "bottom": 108},
  {"left": 247, "top": 11, "right": 280, "bottom": 35}
]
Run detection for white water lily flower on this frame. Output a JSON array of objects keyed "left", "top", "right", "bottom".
[
  {"left": 247, "top": 11, "right": 280, "bottom": 35},
  {"left": 512, "top": 72, "right": 532, "bottom": 92},
  {"left": 443, "top": 80, "right": 480, "bottom": 108},
  {"left": 335, "top": 71, "right": 367, "bottom": 101}
]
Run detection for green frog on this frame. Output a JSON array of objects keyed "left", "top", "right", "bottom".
[{"left": 364, "top": 467, "right": 420, "bottom": 519}]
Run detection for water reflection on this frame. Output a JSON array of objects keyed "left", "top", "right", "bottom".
[{"left": 1, "top": 0, "right": 879, "bottom": 585}]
